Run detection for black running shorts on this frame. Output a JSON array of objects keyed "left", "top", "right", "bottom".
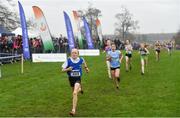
[
  {"left": 110, "top": 67, "right": 120, "bottom": 70},
  {"left": 155, "top": 49, "right": 160, "bottom": 53},
  {"left": 68, "top": 77, "right": 81, "bottom": 87},
  {"left": 125, "top": 53, "right": 132, "bottom": 58}
]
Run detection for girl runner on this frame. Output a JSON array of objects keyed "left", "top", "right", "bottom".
[
  {"left": 155, "top": 41, "right": 161, "bottom": 61},
  {"left": 107, "top": 43, "right": 123, "bottom": 89},
  {"left": 166, "top": 41, "right": 173, "bottom": 56},
  {"left": 104, "top": 39, "right": 112, "bottom": 79},
  {"left": 139, "top": 43, "right": 150, "bottom": 75},
  {"left": 62, "top": 48, "right": 89, "bottom": 116},
  {"left": 125, "top": 40, "right": 133, "bottom": 72}
]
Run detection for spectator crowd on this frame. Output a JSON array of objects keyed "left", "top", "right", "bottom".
[{"left": 2, "top": 34, "right": 175, "bottom": 55}]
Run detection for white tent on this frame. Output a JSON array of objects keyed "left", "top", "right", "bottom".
[{"left": 12, "top": 27, "right": 38, "bottom": 38}]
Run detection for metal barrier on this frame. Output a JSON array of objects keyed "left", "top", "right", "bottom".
[
  {"left": 0, "top": 53, "right": 21, "bottom": 64},
  {"left": 0, "top": 54, "right": 23, "bottom": 78}
]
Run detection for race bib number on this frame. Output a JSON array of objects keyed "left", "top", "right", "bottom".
[
  {"left": 128, "top": 51, "right": 132, "bottom": 54},
  {"left": 140, "top": 51, "right": 146, "bottom": 55},
  {"left": 70, "top": 70, "right": 80, "bottom": 77}
]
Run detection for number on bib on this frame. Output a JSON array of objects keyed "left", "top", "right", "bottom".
[{"left": 70, "top": 70, "right": 80, "bottom": 77}]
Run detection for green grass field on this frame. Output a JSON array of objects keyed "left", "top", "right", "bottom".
[{"left": 0, "top": 50, "right": 180, "bottom": 117}]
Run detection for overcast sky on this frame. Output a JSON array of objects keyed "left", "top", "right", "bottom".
[{"left": 1, "top": 0, "right": 180, "bottom": 36}]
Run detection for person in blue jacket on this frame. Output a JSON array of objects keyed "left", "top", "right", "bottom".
[{"left": 62, "top": 48, "right": 89, "bottom": 116}]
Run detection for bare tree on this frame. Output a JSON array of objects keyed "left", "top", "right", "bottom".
[
  {"left": 0, "top": 0, "right": 34, "bottom": 32},
  {"left": 173, "top": 28, "right": 180, "bottom": 45},
  {"left": 115, "top": 6, "right": 139, "bottom": 41},
  {"left": 77, "top": 2, "right": 102, "bottom": 38},
  {"left": 0, "top": 4, "right": 19, "bottom": 31}
]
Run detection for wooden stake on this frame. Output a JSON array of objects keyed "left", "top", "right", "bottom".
[
  {"left": 0, "top": 63, "right": 2, "bottom": 78},
  {"left": 21, "top": 54, "right": 24, "bottom": 74}
]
